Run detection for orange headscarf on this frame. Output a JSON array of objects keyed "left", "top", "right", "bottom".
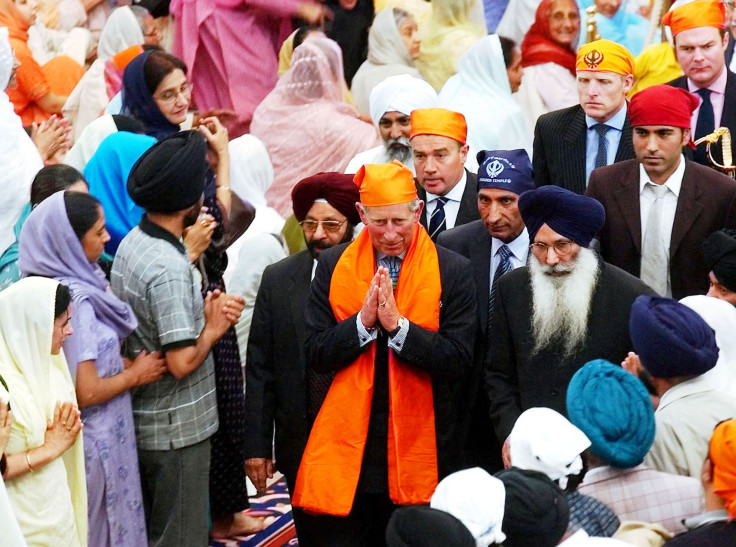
[
  {"left": 293, "top": 170, "right": 440, "bottom": 515},
  {"left": 576, "top": 40, "right": 635, "bottom": 76},
  {"left": 0, "top": 0, "right": 30, "bottom": 42},
  {"left": 710, "top": 419, "right": 736, "bottom": 518},
  {"left": 410, "top": 108, "right": 467, "bottom": 144},
  {"left": 663, "top": 0, "right": 726, "bottom": 35}
]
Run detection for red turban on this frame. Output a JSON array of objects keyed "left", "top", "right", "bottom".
[
  {"left": 628, "top": 85, "right": 699, "bottom": 129},
  {"left": 291, "top": 172, "right": 361, "bottom": 225}
]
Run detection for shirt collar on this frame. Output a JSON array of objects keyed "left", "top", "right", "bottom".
[
  {"left": 638, "top": 155, "right": 686, "bottom": 197},
  {"left": 492, "top": 227, "right": 529, "bottom": 261},
  {"left": 688, "top": 67, "right": 728, "bottom": 95},
  {"left": 585, "top": 101, "right": 627, "bottom": 130},
  {"left": 376, "top": 250, "right": 406, "bottom": 261},
  {"left": 425, "top": 170, "right": 468, "bottom": 203},
  {"left": 139, "top": 215, "right": 187, "bottom": 254},
  {"left": 658, "top": 373, "right": 719, "bottom": 412}
]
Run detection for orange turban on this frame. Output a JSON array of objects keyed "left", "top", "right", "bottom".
[
  {"left": 410, "top": 108, "right": 467, "bottom": 144},
  {"left": 663, "top": 0, "right": 725, "bottom": 35},
  {"left": 710, "top": 419, "right": 736, "bottom": 518},
  {"left": 354, "top": 161, "right": 417, "bottom": 207},
  {"left": 576, "top": 40, "right": 635, "bottom": 76}
]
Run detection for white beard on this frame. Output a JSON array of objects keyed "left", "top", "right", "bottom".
[{"left": 529, "top": 246, "right": 600, "bottom": 357}]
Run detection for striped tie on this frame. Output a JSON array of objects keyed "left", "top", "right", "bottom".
[
  {"left": 428, "top": 197, "right": 448, "bottom": 241},
  {"left": 379, "top": 256, "right": 401, "bottom": 289},
  {"left": 488, "top": 245, "right": 513, "bottom": 342}
]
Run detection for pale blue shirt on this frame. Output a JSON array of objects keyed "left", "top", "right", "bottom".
[
  {"left": 490, "top": 228, "right": 530, "bottom": 289},
  {"left": 585, "top": 102, "right": 627, "bottom": 185}
]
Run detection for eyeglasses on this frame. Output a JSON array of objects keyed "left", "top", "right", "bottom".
[
  {"left": 154, "top": 82, "right": 191, "bottom": 104},
  {"left": 530, "top": 240, "right": 575, "bottom": 257},
  {"left": 299, "top": 219, "right": 346, "bottom": 233}
]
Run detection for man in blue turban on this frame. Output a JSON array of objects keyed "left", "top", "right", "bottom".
[
  {"left": 485, "top": 186, "right": 654, "bottom": 466},
  {"left": 569, "top": 360, "right": 703, "bottom": 535},
  {"left": 628, "top": 296, "right": 736, "bottom": 479}
]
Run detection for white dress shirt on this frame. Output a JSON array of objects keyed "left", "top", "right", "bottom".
[
  {"left": 424, "top": 170, "right": 468, "bottom": 230},
  {"left": 638, "top": 155, "right": 686, "bottom": 258},
  {"left": 490, "top": 228, "right": 530, "bottom": 288}
]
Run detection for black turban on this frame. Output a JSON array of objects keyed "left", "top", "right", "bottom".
[
  {"left": 292, "top": 172, "right": 361, "bottom": 225},
  {"left": 519, "top": 186, "right": 605, "bottom": 247},
  {"left": 127, "top": 130, "right": 208, "bottom": 213},
  {"left": 703, "top": 229, "right": 736, "bottom": 293},
  {"left": 385, "top": 506, "right": 475, "bottom": 547},
  {"left": 495, "top": 468, "right": 569, "bottom": 547}
]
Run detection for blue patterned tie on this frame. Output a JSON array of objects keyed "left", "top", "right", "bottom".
[
  {"left": 593, "top": 124, "right": 609, "bottom": 169},
  {"left": 428, "top": 197, "right": 448, "bottom": 241},
  {"left": 488, "top": 245, "right": 513, "bottom": 341},
  {"left": 380, "top": 256, "right": 401, "bottom": 289}
]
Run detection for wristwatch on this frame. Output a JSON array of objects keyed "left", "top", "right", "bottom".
[{"left": 388, "top": 317, "right": 407, "bottom": 338}]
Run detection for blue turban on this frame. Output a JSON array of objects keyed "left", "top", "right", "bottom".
[
  {"left": 476, "top": 149, "right": 536, "bottom": 196},
  {"left": 518, "top": 186, "right": 605, "bottom": 247},
  {"left": 629, "top": 296, "right": 719, "bottom": 378},
  {"left": 567, "top": 360, "right": 655, "bottom": 468}
]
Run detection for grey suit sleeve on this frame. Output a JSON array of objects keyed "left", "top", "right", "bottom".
[{"left": 484, "top": 278, "right": 522, "bottom": 442}]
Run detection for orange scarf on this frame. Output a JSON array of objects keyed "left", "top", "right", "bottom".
[{"left": 292, "top": 224, "right": 441, "bottom": 516}]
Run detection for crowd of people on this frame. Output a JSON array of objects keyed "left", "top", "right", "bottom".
[{"left": 2, "top": 0, "right": 736, "bottom": 546}]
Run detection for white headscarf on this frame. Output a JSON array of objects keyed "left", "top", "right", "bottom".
[
  {"left": 64, "top": 114, "right": 119, "bottom": 172},
  {"left": 680, "top": 295, "right": 736, "bottom": 398},
  {"left": 430, "top": 467, "right": 507, "bottom": 546},
  {"left": 0, "top": 27, "right": 44, "bottom": 258},
  {"left": 509, "top": 407, "right": 591, "bottom": 489},
  {"left": 439, "top": 34, "right": 531, "bottom": 157},
  {"left": 0, "top": 277, "right": 87, "bottom": 546},
  {"left": 368, "top": 73, "right": 439, "bottom": 127},
  {"left": 63, "top": 6, "right": 144, "bottom": 142},
  {"left": 351, "top": 9, "right": 422, "bottom": 115}
]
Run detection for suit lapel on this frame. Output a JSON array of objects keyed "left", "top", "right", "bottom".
[
  {"left": 288, "top": 251, "right": 314, "bottom": 379},
  {"left": 416, "top": 181, "right": 428, "bottom": 229},
  {"left": 563, "top": 107, "right": 588, "bottom": 194},
  {"left": 670, "top": 162, "right": 704, "bottom": 258},
  {"left": 611, "top": 162, "right": 643, "bottom": 253},
  {"left": 615, "top": 114, "right": 634, "bottom": 162},
  {"left": 471, "top": 224, "right": 492, "bottom": 333},
  {"left": 456, "top": 170, "right": 478, "bottom": 226}
]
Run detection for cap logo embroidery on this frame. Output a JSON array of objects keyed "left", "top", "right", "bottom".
[
  {"left": 486, "top": 160, "right": 505, "bottom": 179},
  {"left": 584, "top": 50, "right": 604, "bottom": 69}
]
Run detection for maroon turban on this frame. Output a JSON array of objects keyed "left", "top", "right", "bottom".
[
  {"left": 629, "top": 85, "right": 700, "bottom": 129},
  {"left": 292, "top": 172, "right": 361, "bottom": 225}
]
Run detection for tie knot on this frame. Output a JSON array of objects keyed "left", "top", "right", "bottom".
[
  {"left": 697, "top": 88, "right": 712, "bottom": 101},
  {"left": 497, "top": 245, "right": 511, "bottom": 260},
  {"left": 649, "top": 182, "right": 669, "bottom": 198},
  {"left": 435, "top": 197, "right": 449, "bottom": 209},
  {"left": 593, "top": 124, "right": 609, "bottom": 137}
]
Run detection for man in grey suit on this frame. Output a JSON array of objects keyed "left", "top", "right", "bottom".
[
  {"left": 533, "top": 39, "right": 636, "bottom": 194},
  {"left": 410, "top": 107, "right": 480, "bottom": 239},
  {"left": 244, "top": 172, "right": 361, "bottom": 545},
  {"left": 437, "top": 148, "right": 536, "bottom": 472}
]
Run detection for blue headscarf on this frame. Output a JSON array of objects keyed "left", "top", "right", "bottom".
[
  {"left": 121, "top": 50, "right": 181, "bottom": 140},
  {"left": 567, "top": 359, "right": 655, "bottom": 469},
  {"left": 84, "top": 132, "right": 157, "bottom": 255}
]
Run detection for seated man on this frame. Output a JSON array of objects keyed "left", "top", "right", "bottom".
[
  {"left": 628, "top": 296, "right": 736, "bottom": 479},
  {"left": 569, "top": 359, "right": 703, "bottom": 535}
]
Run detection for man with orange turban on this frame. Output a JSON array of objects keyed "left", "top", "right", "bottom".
[
  {"left": 665, "top": 0, "right": 736, "bottom": 167},
  {"left": 664, "top": 420, "right": 736, "bottom": 544},
  {"left": 292, "top": 161, "right": 477, "bottom": 545},
  {"left": 410, "top": 108, "right": 480, "bottom": 240},
  {"left": 587, "top": 84, "right": 736, "bottom": 299},
  {"left": 533, "top": 39, "right": 636, "bottom": 195}
]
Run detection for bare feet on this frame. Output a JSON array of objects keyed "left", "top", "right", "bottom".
[{"left": 210, "top": 512, "right": 275, "bottom": 539}]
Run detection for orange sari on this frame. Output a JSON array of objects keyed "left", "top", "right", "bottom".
[
  {"left": 293, "top": 224, "right": 440, "bottom": 516},
  {"left": 0, "top": 0, "right": 83, "bottom": 125}
]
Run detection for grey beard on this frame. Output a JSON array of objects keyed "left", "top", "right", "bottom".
[
  {"left": 529, "top": 246, "right": 600, "bottom": 358},
  {"left": 384, "top": 136, "right": 413, "bottom": 164}
]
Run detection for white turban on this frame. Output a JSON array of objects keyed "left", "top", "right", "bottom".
[
  {"left": 509, "top": 407, "right": 591, "bottom": 490},
  {"left": 430, "top": 467, "right": 506, "bottom": 547},
  {"left": 368, "top": 74, "right": 438, "bottom": 127}
]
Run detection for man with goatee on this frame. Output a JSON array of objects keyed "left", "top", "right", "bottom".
[{"left": 485, "top": 186, "right": 655, "bottom": 461}]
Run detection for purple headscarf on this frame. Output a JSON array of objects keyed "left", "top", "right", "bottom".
[
  {"left": 17, "top": 192, "right": 137, "bottom": 340},
  {"left": 121, "top": 49, "right": 180, "bottom": 141}
]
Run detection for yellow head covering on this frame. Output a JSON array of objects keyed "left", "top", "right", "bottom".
[
  {"left": 663, "top": 0, "right": 726, "bottom": 35},
  {"left": 355, "top": 161, "right": 417, "bottom": 206},
  {"left": 576, "top": 40, "right": 635, "bottom": 76},
  {"left": 410, "top": 107, "right": 467, "bottom": 144}
]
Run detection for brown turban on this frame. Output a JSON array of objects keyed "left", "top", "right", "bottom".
[{"left": 292, "top": 172, "right": 361, "bottom": 225}]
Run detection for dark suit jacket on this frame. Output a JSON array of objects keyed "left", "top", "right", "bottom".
[
  {"left": 726, "top": 39, "right": 735, "bottom": 68},
  {"left": 586, "top": 158, "right": 736, "bottom": 299},
  {"left": 669, "top": 71, "right": 736, "bottom": 166},
  {"left": 244, "top": 249, "right": 314, "bottom": 485},
  {"left": 533, "top": 104, "right": 635, "bottom": 195},
  {"left": 305, "top": 240, "right": 477, "bottom": 488},
  {"left": 485, "top": 261, "right": 655, "bottom": 442},
  {"left": 417, "top": 170, "right": 480, "bottom": 231}
]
